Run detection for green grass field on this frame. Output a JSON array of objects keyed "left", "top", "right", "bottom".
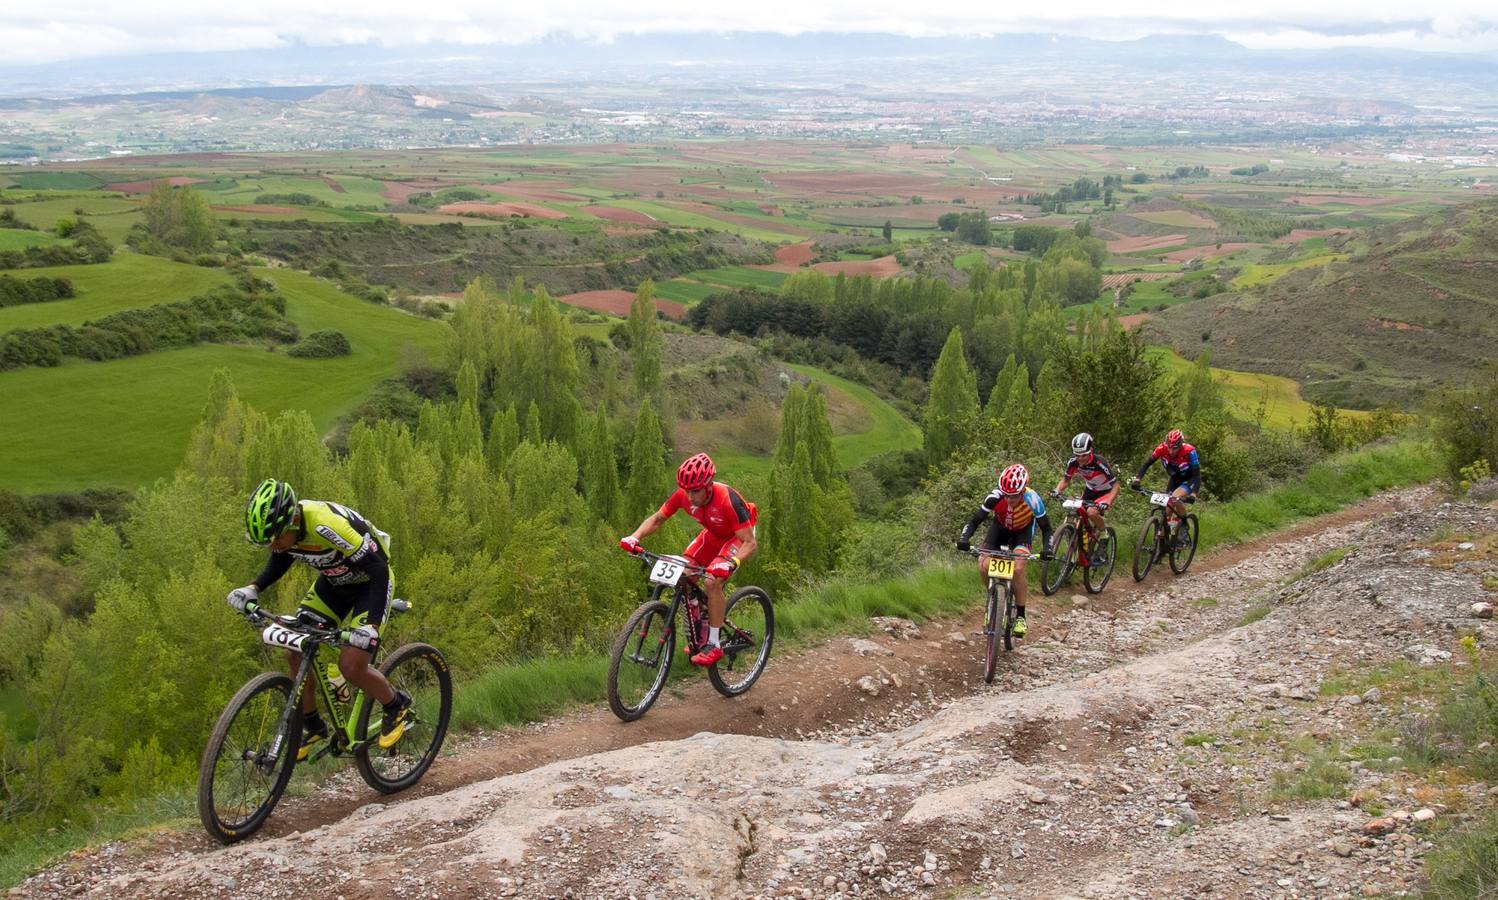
[
  {"left": 1232, "top": 254, "right": 1345, "bottom": 290},
  {"left": 686, "top": 267, "right": 788, "bottom": 290},
  {"left": 0, "top": 268, "right": 447, "bottom": 491},
  {"left": 6, "top": 173, "right": 105, "bottom": 191},
  {"left": 0, "top": 193, "right": 143, "bottom": 242},
  {"left": 0, "top": 253, "right": 233, "bottom": 334},
  {"left": 1149, "top": 346, "right": 1368, "bottom": 429},
  {"left": 198, "top": 174, "right": 390, "bottom": 209},
  {"left": 0, "top": 228, "right": 64, "bottom": 251},
  {"left": 653, "top": 279, "right": 724, "bottom": 304},
  {"left": 605, "top": 200, "right": 799, "bottom": 242}
]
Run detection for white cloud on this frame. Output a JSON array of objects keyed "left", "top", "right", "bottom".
[{"left": 1, "top": 0, "right": 1496, "bottom": 65}]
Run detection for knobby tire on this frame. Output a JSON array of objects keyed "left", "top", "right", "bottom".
[
  {"left": 355, "top": 642, "right": 453, "bottom": 794},
  {"left": 197, "top": 671, "right": 301, "bottom": 844},
  {"left": 708, "top": 586, "right": 775, "bottom": 698},
  {"left": 607, "top": 592, "right": 674, "bottom": 721}
]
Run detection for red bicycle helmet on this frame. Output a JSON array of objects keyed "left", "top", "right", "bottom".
[
  {"left": 1166, "top": 429, "right": 1184, "bottom": 449},
  {"left": 677, "top": 453, "right": 716, "bottom": 490},
  {"left": 998, "top": 463, "right": 1029, "bottom": 495}
]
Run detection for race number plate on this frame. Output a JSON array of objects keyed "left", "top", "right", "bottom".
[
  {"left": 987, "top": 557, "right": 1016, "bottom": 581},
  {"left": 1150, "top": 492, "right": 1172, "bottom": 507},
  {"left": 1062, "top": 499, "right": 1084, "bottom": 511},
  {"left": 648, "top": 557, "right": 685, "bottom": 586},
  {"left": 261, "top": 623, "right": 307, "bottom": 651}
]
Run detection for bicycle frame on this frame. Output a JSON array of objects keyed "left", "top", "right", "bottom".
[{"left": 250, "top": 607, "right": 387, "bottom": 767}]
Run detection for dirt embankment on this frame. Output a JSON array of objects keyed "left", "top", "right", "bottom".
[{"left": 20, "top": 488, "right": 1498, "bottom": 899}]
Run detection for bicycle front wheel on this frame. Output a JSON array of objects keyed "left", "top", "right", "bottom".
[
  {"left": 608, "top": 595, "right": 675, "bottom": 721},
  {"left": 1169, "top": 515, "right": 1200, "bottom": 575},
  {"left": 976, "top": 584, "right": 1000, "bottom": 679},
  {"left": 197, "top": 672, "right": 301, "bottom": 844},
  {"left": 1041, "top": 525, "right": 1076, "bottom": 595},
  {"left": 1084, "top": 527, "right": 1117, "bottom": 594},
  {"left": 709, "top": 586, "right": 775, "bottom": 697},
  {"left": 356, "top": 642, "right": 453, "bottom": 794},
  {"left": 1133, "top": 514, "right": 1162, "bottom": 582}
]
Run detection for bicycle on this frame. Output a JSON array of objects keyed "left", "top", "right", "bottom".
[
  {"left": 1040, "top": 496, "right": 1117, "bottom": 595},
  {"left": 607, "top": 549, "right": 775, "bottom": 722},
  {"left": 962, "top": 546, "right": 1025, "bottom": 684},
  {"left": 197, "top": 598, "right": 452, "bottom": 844},
  {"left": 1130, "top": 485, "right": 1199, "bottom": 581}
]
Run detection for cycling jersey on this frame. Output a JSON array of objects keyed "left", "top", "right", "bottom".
[
  {"left": 961, "top": 487, "right": 1053, "bottom": 543},
  {"left": 252, "top": 501, "right": 395, "bottom": 631},
  {"left": 1138, "top": 442, "right": 1200, "bottom": 480},
  {"left": 1064, "top": 453, "right": 1118, "bottom": 493},
  {"left": 658, "top": 483, "right": 757, "bottom": 540}
]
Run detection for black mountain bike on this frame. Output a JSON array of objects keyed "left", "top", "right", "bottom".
[
  {"left": 1130, "top": 485, "right": 1199, "bottom": 581},
  {"left": 197, "top": 599, "right": 452, "bottom": 843},
  {"left": 607, "top": 549, "right": 774, "bottom": 721},
  {"left": 1041, "top": 496, "right": 1117, "bottom": 595},
  {"left": 963, "top": 546, "right": 1024, "bottom": 684}
]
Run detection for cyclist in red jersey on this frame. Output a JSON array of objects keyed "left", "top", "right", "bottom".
[{"left": 620, "top": 453, "right": 758, "bottom": 667}]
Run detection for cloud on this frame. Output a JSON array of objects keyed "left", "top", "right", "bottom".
[{"left": 2, "top": 0, "right": 1497, "bottom": 66}]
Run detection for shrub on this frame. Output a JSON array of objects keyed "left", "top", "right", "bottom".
[{"left": 287, "top": 329, "right": 352, "bottom": 359}]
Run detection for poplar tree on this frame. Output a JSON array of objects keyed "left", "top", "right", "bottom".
[
  {"left": 486, "top": 405, "right": 519, "bottom": 473},
  {"left": 627, "top": 280, "right": 663, "bottom": 397},
  {"left": 922, "top": 327, "right": 980, "bottom": 467},
  {"left": 623, "top": 398, "right": 670, "bottom": 523},
  {"left": 581, "top": 406, "right": 623, "bottom": 527}
]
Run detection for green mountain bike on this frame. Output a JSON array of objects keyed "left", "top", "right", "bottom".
[{"left": 197, "top": 599, "right": 452, "bottom": 843}]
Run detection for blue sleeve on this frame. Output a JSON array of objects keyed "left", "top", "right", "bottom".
[{"left": 1024, "top": 490, "right": 1046, "bottom": 518}]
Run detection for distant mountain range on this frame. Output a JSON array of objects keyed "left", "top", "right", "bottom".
[{"left": 3, "top": 32, "right": 1497, "bottom": 101}]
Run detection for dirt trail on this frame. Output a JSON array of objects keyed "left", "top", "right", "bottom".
[{"left": 18, "top": 488, "right": 1498, "bottom": 899}]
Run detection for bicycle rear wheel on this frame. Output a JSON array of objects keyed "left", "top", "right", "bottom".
[
  {"left": 197, "top": 672, "right": 301, "bottom": 844},
  {"left": 1040, "top": 525, "right": 1076, "bottom": 595},
  {"left": 607, "top": 594, "right": 675, "bottom": 721},
  {"left": 982, "top": 583, "right": 1001, "bottom": 684},
  {"left": 356, "top": 642, "right": 453, "bottom": 794},
  {"left": 1133, "top": 514, "right": 1162, "bottom": 582},
  {"left": 1084, "top": 527, "right": 1117, "bottom": 594},
  {"left": 1169, "top": 515, "right": 1200, "bottom": 575},
  {"left": 709, "top": 586, "right": 775, "bottom": 697}
]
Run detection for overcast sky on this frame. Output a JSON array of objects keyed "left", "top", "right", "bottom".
[{"left": 2, "top": 0, "right": 1497, "bottom": 67}]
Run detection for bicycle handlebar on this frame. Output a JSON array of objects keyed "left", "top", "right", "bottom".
[
  {"left": 623, "top": 547, "right": 710, "bottom": 576},
  {"left": 241, "top": 597, "right": 415, "bottom": 647},
  {"left": 961, "top": 547, "right": 1030, "bottom": 560},
  {"left": 1129, "top": 485, "right": 1196, "bottom": 503}
]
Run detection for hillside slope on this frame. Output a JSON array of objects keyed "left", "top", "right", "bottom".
[
  {"left": 1144, "top": 200, "right": 1498, "bottom": 408},
  {"left": 17, "top": 487, "right": 1496, "bottom": 898}
]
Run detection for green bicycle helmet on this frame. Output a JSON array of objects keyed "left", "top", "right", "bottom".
[{"left": 245, "top": 478, "right": 299, "bottom": 546}]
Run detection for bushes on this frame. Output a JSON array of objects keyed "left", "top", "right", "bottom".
[
  {"left": 0, "top": 286, "right": 296, "bottom": 372},
  {"left": 0, "top": 222, "right": 112, "bottom": 270},
  {"left": 288, "top": 329, "right": 351, "bottom": 359},
  {"left": 0, "top": 275, "right": 74, "bottom": 308}
]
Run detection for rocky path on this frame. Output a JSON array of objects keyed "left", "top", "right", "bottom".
[{"left": 15, "top": 487, "right": 1498, "bottom": 899}]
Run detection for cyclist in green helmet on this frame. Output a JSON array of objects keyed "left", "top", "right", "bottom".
[{"left": 230, "top": 478, "right": 410, "bottom": 760}]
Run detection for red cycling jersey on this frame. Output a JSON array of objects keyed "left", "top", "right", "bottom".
[{"left": 658, "top": 483, "right": 757, "bottom": 539}]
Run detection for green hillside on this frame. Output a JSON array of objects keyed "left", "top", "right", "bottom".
[
  {"left": 1144, "top": 199, "right": 1498, "bottom": 409},
  {"left": 0, "top": 268, "right": 447, "bottom": 491},
  {"left": 0, "top": 253, "right": 233, "bottom": 334}
]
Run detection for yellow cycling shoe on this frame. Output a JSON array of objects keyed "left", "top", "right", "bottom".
[
  {"left": 377, "top": 691, "right": 412, "bottom": 749},
  {"left": 297, "top": 725, "right": 329, "bottom": 762}
]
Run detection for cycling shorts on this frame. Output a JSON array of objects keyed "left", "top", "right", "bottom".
[
  {"left": 297, "top": 572, "right": 395, "bottom": 632},
  {"left": 1167, "top": 472, "right": 1202, "bottom": 496},
  {"left": 1082, "top": 485, "right": 1118, "bottom": 506},
  {"left": 684, "top": 527, "right": 752, "bottom": 573},
  {"left": 982, "top": 521, "right": 1035, "bottom": 554}
]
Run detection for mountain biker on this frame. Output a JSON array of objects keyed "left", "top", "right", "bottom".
[
  {"left": 1129, "top": 428, "right": 1202, "bottom": 546},
  {"left": 227, "top": 479, "right": 411, "bottom": 761},
  {"left": 955, "top": 463, "right": 1054, "bottom": 639},
  {"left": 620, "top": 453, "right": 758, "bottom": 667},
  {"left": 1051, "top": 432, "right": 1119, "bottom": 546}
]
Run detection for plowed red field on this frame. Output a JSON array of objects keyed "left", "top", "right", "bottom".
[
  {"left": 560, "top": 290, "right": 686, "bottom": 319},
  {"left": 585, "top": 207, "right": 657, "bottom": 225}
]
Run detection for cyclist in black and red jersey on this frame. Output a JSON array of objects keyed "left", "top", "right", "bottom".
[
  {"left": 1051, "top": 432, "right": 1120, "bottom": 538},
  {"left": 621, "top": 453, "right": 758, "bottom": 667},
  {"left": 1129, "top": 428, "right": 1202, "bottom": 546}
]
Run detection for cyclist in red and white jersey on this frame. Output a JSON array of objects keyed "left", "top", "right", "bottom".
[
  {"left": 1051, "top": 432, "right": 1120, "bottom": 537},
  {"left": 620, "top": 453, "right": 758, "bottom": 667}
]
